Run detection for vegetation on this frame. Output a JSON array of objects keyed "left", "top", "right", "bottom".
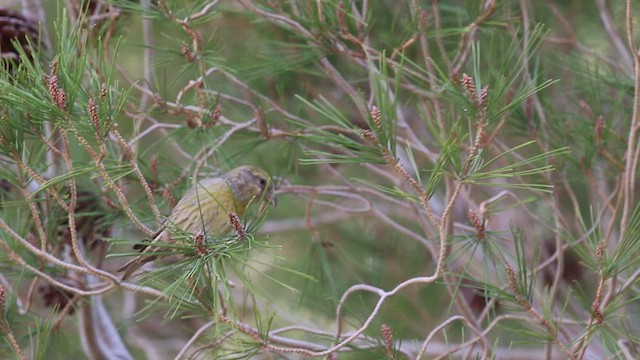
[{"left": 0, "top": 0, "right": 639, "bottom": 359}]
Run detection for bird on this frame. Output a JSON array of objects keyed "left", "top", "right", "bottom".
[{"left": 117, "top": 165, "right": 275, "bottom": 280}]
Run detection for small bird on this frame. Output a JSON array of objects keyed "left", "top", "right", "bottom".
[{"left": 118, "top": 165, "right": 275, "bottom": 280}]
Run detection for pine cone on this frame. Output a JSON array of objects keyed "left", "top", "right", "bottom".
[{"left": 0, "top": 8, "right": 39, "bottom": 66}]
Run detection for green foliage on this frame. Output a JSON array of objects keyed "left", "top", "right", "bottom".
[
  {"left": 1, "top": 0, "right": 639, "bottom": 358},
  {"left": 605, "top": 205, "right": 640, "bottom": 277}
]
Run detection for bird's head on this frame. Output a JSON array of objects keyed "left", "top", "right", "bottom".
[{"left": 225, "top": 165, "right": 276, "bottom": 208}]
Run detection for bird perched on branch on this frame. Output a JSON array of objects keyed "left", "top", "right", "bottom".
[{"left": 118, "top": 165, "right": 275, "bottom": 280}]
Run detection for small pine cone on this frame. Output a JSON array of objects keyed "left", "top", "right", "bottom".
[
  {"left": 228, "top": 212, "right": 246, "bottom": 240},
  {"left": 370, "top": 105, "right": 382, "bottom": 131},
  {"left": 193, "top": 231, "right": 208, "bottom": 256},
  {"left": 461, "top": 73, "right": 478, "bottom": 104},
  {"left": 0, "top": 8, "right": 40, "bottom": 67}
]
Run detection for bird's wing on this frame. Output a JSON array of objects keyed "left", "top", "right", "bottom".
[
  {"left": 117, "top": 228, "right": 169, "bottom": 280},
  {"left": 118, "top": 177, "right": 238, "bottom": 280}
]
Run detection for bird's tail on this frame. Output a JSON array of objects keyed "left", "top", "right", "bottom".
[{"left": 117, "top": 227, "right": 170, "bottom": 280}]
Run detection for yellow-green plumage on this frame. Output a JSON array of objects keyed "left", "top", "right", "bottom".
[
  {"left": 170, "top": 177, "right": 239, "bottom": 236},
  {"left": 118, "top": 165, "right": 274, "bottom": 280}
]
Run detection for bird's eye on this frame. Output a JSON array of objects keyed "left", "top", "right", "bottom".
[{"left": 259, "top": 178, "right": 267, "bottom": 186}]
